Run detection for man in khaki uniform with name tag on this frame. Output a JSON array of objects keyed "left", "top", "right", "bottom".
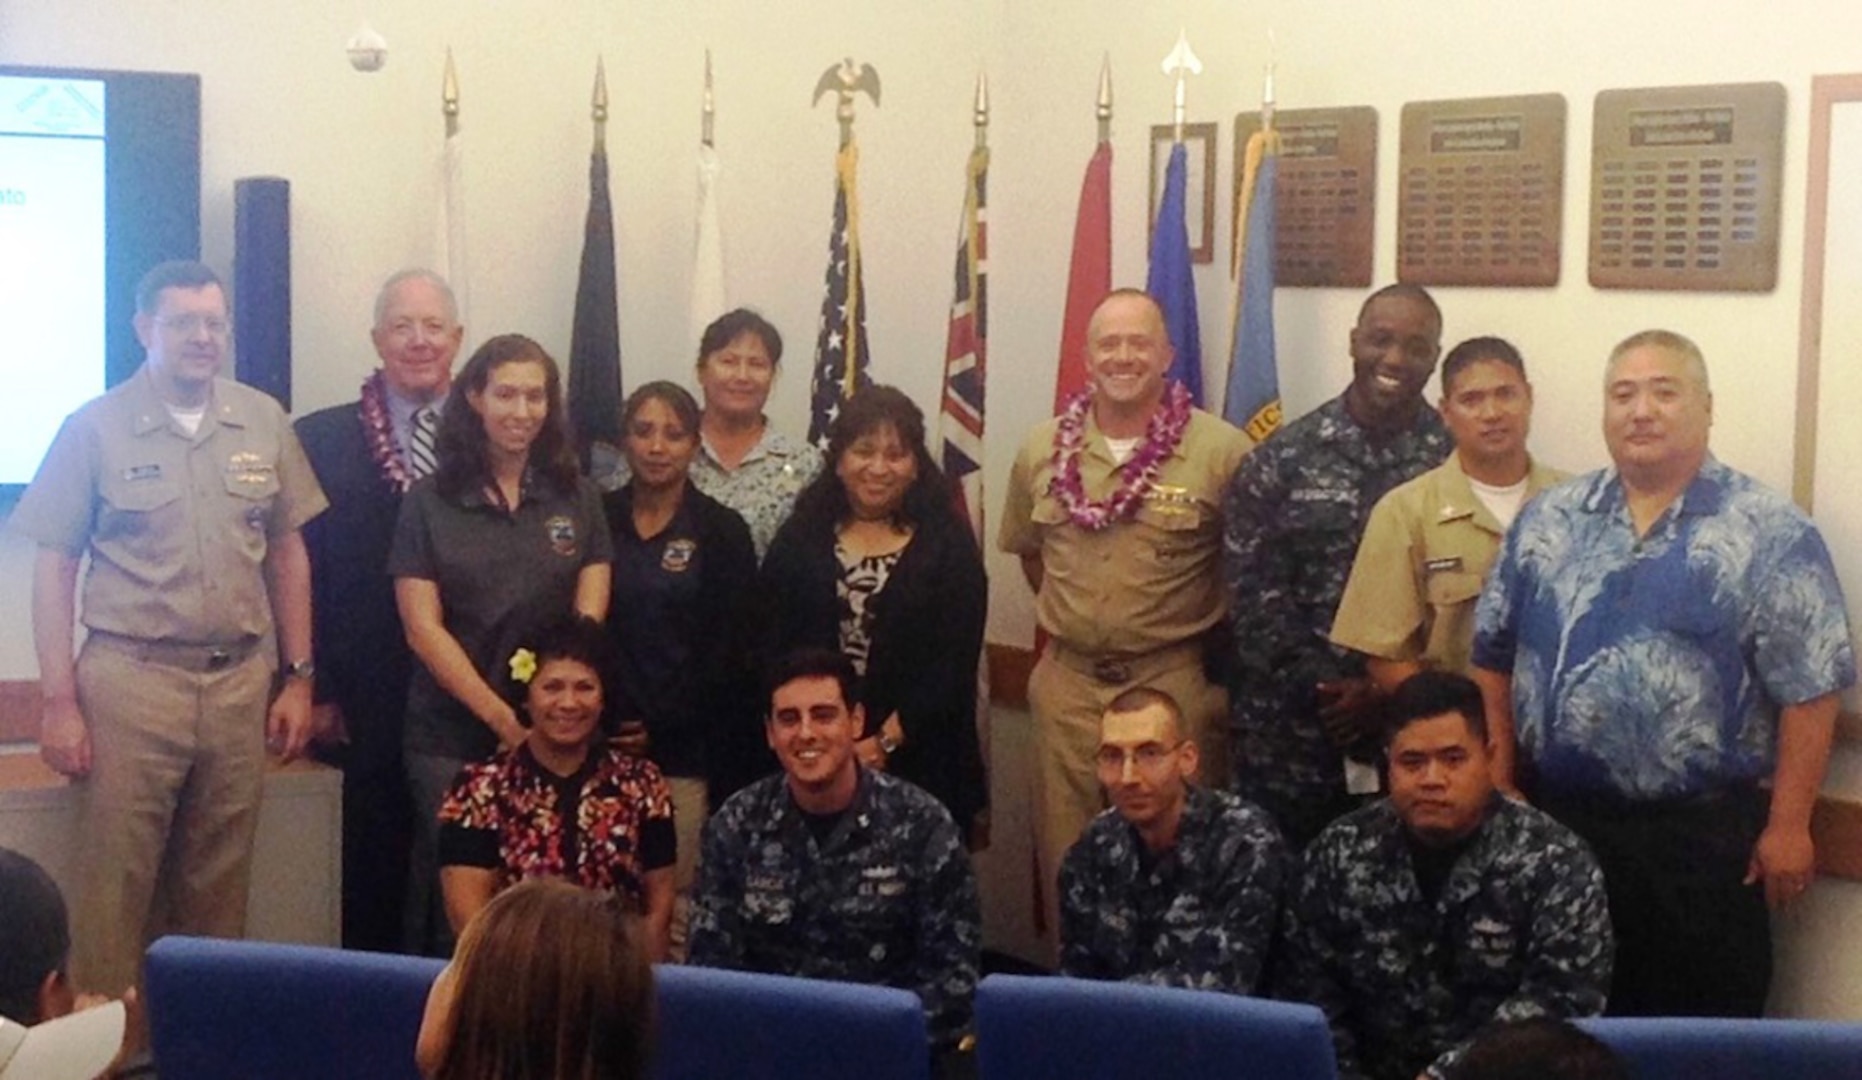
[
  {"left": 1000, "top": 288, "right": 1252, "bottom": 935},
  {"left": 1330, "top": 337, "right": 1564, "bottom": 782},
  {"left": 13, "top": 261, "right": 327, "bottom": 994}
]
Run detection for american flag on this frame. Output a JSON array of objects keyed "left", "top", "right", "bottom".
[
  {"left": 939, "top": 145, "right": 989, "bottom": 544},
  {"left": 808, "top": 141, "right": 872, "bottom": 447}
]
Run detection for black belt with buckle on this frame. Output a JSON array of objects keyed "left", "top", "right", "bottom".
[{"left": 89, "top": 631, "right": 261, "bottom": 673}]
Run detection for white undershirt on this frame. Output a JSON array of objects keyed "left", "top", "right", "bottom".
[
  {"left": 1104, "top": 436, "right": 1141, "bottom": 465},
  {"left": 1470, "top": 474, "right": 1531, "bottom": 529},
  {"left": 166, "top": 404, "right": 206, "bottom": 436}
]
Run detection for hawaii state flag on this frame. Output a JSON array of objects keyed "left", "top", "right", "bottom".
[
  {"left": 807, "top": 141, "right": 872, "bottom": 447},
  {"left": 939, "top": 145, "right": 989, "bottom": 543}
]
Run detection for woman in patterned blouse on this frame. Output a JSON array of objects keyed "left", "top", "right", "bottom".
[
  {"left": 761, "top": 386, "right": 989, "bottom": 843},
  {"left": 435, "top": 616, "right": 676, "bottom": 959}
]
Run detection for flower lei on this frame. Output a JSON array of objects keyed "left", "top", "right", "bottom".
[
  {"left": 359, "top": 371, "right": 417, "bottom": 493},
  {"left": 1048, "top": 381, "right": 1193, "bottom": 531},
  {"left": 508, "top": 648, "right": 538, "bottom": 685}
]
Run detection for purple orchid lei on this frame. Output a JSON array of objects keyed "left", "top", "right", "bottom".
[
  {"left": 358, "top": 371, "right": 417, "bottom": 493},
  {"left": 1048, "top": 381, "right": 1192, "bottom": 531}
]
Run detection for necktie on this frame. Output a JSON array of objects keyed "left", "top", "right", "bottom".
[{"left": 408, "top": 407, "right": 439, "bottom": 479}]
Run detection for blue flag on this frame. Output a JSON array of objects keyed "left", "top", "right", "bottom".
[
  {"left": 1224, "top": 128, "right": 1282, "bottom": 441},
  {"left": 1146, "top": 141, "right": 1202, "bottom": 405}
]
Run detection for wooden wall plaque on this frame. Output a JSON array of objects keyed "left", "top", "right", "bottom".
[
  {"left": 1234, "top": 106, "right": 1377, "bottom": 287},
  {"left": 1589, "top": 82, "right": 1785, "bottom": 291},
  {"left": 1397, "top": 93, "right": 1566, "bottom": 287}
]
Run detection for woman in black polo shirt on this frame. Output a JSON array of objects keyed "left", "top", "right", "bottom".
[
  {"left": 603, "top": 381, "right": 759, "bottom": 953},
  {"left": 761, "top": 385, "right": 988, "bottom": 845},
  {"left": 391, "top": 334, "right": 614, "bottom": 954}
]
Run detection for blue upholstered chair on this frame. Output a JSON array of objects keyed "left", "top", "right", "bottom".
[
  {"left": 1579, "top": 1017, "right": 1862, "bottom": 1080},
  {"left": 975, "top": 974, "right": 1338, "bottom": 1080},
  {"left": 650, "top": 964, "right": 931, "bottom": 1080},
  {"left": 145, "top": 936, "right": 445, "bottom": 1080}
]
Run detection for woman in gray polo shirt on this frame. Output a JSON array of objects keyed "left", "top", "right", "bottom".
[{"left": 390, "top": 333, "right": 614, "bottom": 954}]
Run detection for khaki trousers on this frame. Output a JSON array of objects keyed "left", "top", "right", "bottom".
[
  {"left": 72, "top": 635, "right": 271, "bottom": 993},
  {"left": 665, "top": 775, "right": 707, "bottom": 962},
  {"left": 1027, "top": 644, "right": 1227, "bottom": 937}
]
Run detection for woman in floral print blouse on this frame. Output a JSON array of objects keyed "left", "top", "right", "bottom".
[{"left": 435, "top": 615, "right": 676, "bottom": 960}]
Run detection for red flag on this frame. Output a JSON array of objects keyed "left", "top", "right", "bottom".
[{"left": 1051, "top": 141, "right": 1112, "bottom": 411}]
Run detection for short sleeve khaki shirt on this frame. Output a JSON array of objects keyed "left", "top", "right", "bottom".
[
  {"left": 1329, "top": 454, "right": 1565, "bottom": 675},
  {"left": 11, "top": 369, "right": 328, "bottom": 643},
  {"left": 999, "top": 407, "right": 1251, "bottom": 654}
]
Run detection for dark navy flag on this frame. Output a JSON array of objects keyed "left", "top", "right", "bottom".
[{"left": 568, "top": 140, "right": 622, "bottom": 467}]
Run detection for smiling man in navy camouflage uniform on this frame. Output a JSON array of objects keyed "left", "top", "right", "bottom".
[{"left": 687, "top": 648, "right": 980, "bottom": 1056}]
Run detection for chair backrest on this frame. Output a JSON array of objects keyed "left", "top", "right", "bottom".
[
  {"left": 145, "top": 936, "right": 445, "bottom": 1080},
  {"left": 1579, "top": 1017, "right": 1862, "bottom": 1080},
  {"left": 975, "top": 974, "right": 1338, "bottom": 1080},
  {"left": 651, "top": 964, "right": 930, "bottom": 1080}
]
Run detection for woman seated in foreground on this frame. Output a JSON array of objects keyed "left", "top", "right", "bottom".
[
  {"left": 435, "top": 615, "right": 675, "bottom": 960},
  {"left": 418, "top": 878, "right": 653, "bottom": 1080}
]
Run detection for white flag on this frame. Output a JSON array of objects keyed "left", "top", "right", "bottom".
[
  {"left": 437, "top": 127, "right": 471, "bottom": 328},
  {"left": 688, "top": 142, "right": 725, "bottom": 351}
]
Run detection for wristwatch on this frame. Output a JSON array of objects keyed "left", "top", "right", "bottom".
[{"left": 283, "top": 659, "right": 316, "bottom": 682}]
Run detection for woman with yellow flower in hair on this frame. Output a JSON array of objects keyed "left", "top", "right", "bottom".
[{"left": 434, "top": 615, "right": 675, "bottom": 961}]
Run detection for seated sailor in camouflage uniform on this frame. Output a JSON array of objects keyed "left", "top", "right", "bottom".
[
  {"left": 687, "top": 648, "right": 981, "bottom": 1054},
  {"left": 1058, "top": 687, "right": 1287, "bottom": 994},
  {"left": 1278, "top": 671, "right": 1611, "bottom": 1080}
]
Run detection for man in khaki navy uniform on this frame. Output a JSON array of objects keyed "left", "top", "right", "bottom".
[
  {"left": 1331, "top": 338, "right": 1564, "bottom": 724},
  {"left": 13, "top": 260, "right": 327, "bottom": 994},
  {"left": 1000, "top": 288, "right": 1251, "bottom": 935}
]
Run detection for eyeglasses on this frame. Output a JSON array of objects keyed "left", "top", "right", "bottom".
[
  {"left": 153, "top": 314, "right": 233, "bottom": 338},
  {"left": 1094, "top": 741, "right": 1185, "bottom": 771}
]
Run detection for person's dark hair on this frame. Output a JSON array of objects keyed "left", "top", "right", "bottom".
[
  {"left": 1448, "top": 1017, "right": 1628, "bottom": 1080},
  {"left": 786, "top": 385, "right": 951, "bottom": 533},
  {"left": 697, "top": 308, "right": 783, "bottom": 368},
  {"left": 503, "top": 615, "right": 622, "bottom": 735},
  {"left": 1441, "top": 336, "right": 1527, "bottom": 396},
  {"left": 1382, "top": 670, "right": 1488, "bottom": 747},
  {"left": 1357, "top": 282, "right": 1442, "bottom": 336},
  {"left": 431, "top": 879, "right": 653, "bottom": 1080},
  {"left": 135, "top": 260, "right": 223, "bottom": 314},
  {"left": 433, "top": 334, "right": 580, "bottom": 501},
  {"left": 764, "top": 647, "right": 860, "bottom": 717},
  {"left": 0, "top": 848, "right": 70, "bottom": 1024},
  {"left": 621, "top": 382, "right": 702, "bottom": 444}
]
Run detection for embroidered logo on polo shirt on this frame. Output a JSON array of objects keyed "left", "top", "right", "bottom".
[
  {"left": 661, "top": 538, "right": 697, "bottom": 573},
  {"left": 545, "top": 515, "right": 579, "bottom": 557}
]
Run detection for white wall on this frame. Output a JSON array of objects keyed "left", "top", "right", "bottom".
[{"left": 5, "top": 0, "right": 1862, "bottom": 1007}]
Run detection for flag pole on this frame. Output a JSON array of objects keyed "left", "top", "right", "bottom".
[
  {"left": 1161, "top": 28, "right": 1202, "bottom": 143},
  {"left": 442, "top": 48, "right": 459, "bottom": 137},
  {"left": 1096, "top": 53, "right": 1113, "bottom": 145},
  {"left": 701, "top": 49, "right": 715, "bottom": 148},
  {"left": 592, "top": 55, "right": 608, "bottom": 151}
]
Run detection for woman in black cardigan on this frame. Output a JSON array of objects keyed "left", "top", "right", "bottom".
[{"left": 761, "top": 385, "right": 988, "bottom": 842}]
